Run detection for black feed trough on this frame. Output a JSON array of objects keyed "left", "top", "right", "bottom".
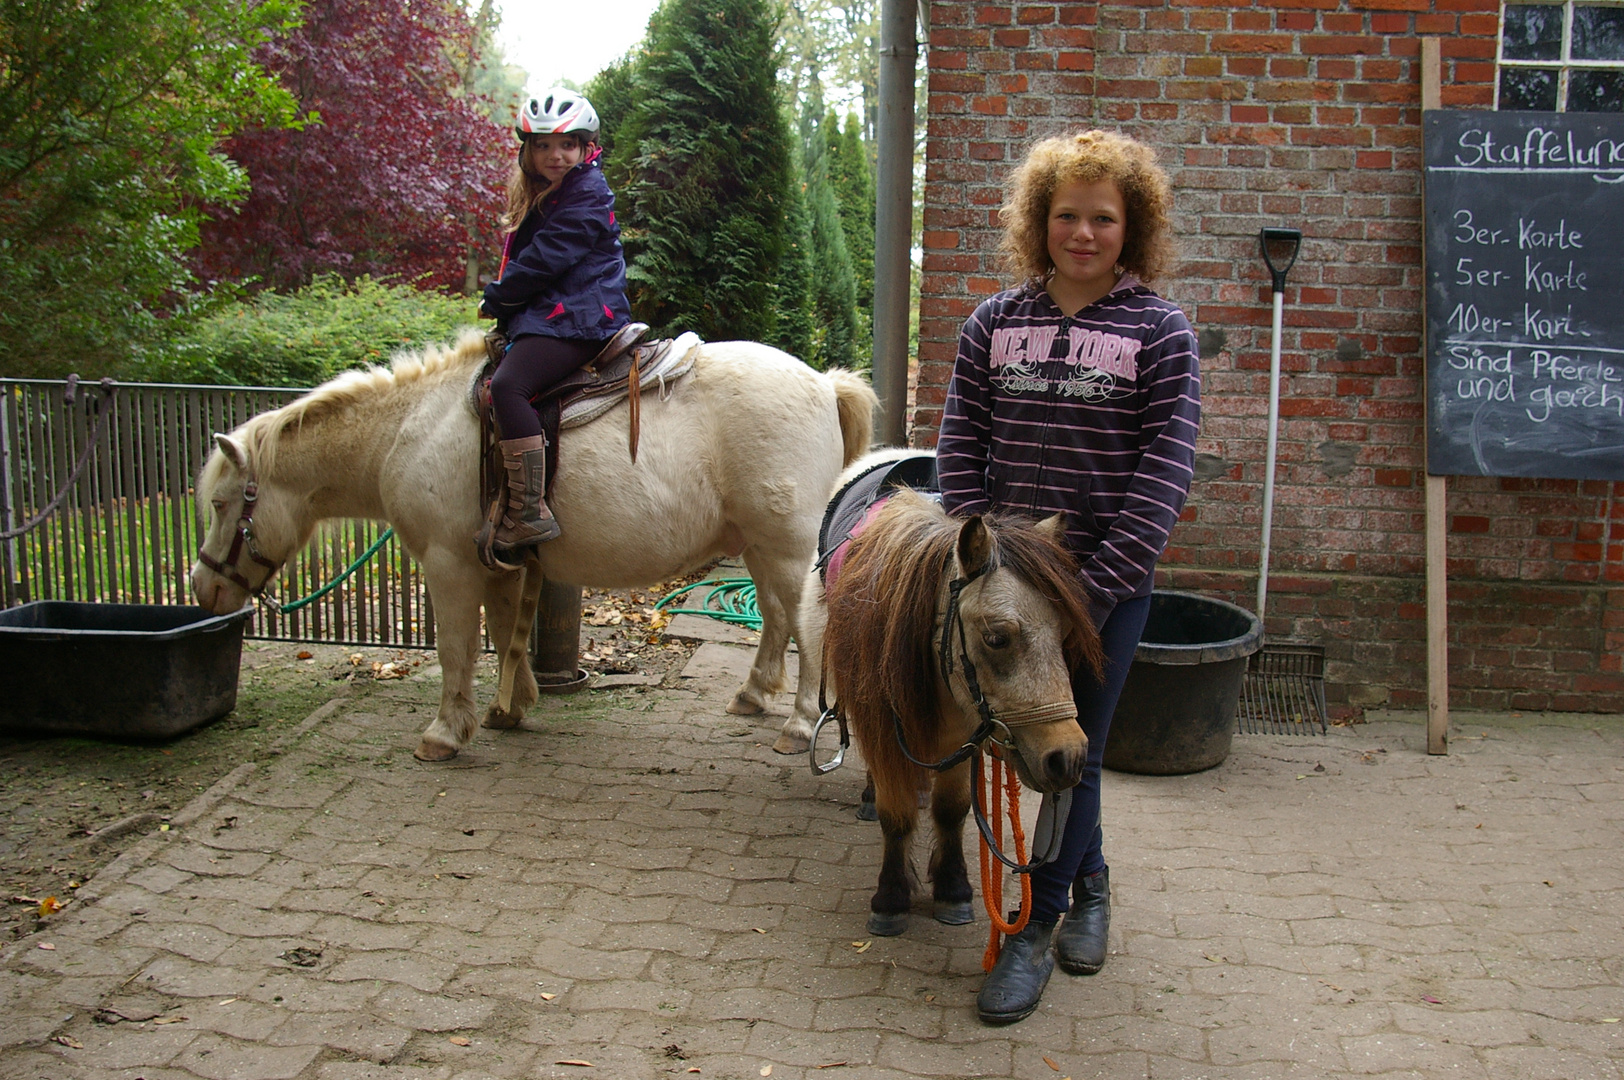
[
  {"left": 0, "top": 602, "right": 252, "bottom": 740},
  {"left": 1105, "top": 591, "right": 1263, "bottom": 775}
]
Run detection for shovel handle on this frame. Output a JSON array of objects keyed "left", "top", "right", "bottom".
[{"left": 1259, "top": 227, "right": 1302, "bottom": 294}]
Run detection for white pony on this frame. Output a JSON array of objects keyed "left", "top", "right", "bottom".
[
  {"left": 773, "top": 446, "right": 923, "bottom": 756},
  {"left": 191, "top": 331, "right": 876, "bottom": 761}
]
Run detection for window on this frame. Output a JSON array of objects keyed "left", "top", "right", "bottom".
[{"left": 1498, "top": 1, "right": 1624, "bottom": 111}]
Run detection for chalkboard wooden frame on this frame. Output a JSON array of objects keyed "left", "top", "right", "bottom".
[{"left": 1423, "top": 109, "right": 1624, "bottom": 481}]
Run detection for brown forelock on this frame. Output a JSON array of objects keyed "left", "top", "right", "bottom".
[{"left": 979, "top": 509, "right": 1108, "bottom": 681}]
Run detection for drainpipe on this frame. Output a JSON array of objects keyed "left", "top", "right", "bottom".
[{"left": 870, "top": 0, "right": 918, "bottom": 447}]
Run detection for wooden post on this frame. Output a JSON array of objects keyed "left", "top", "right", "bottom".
[
  {"left": 531, "top": 580, "right": 583, "bottom": 684},
  {"left": 1421, "top": 37, "right": 1449, "bottom": 755}
]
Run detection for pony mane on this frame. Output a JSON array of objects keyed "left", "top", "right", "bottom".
[
  {"left": 207, "top": 329, "right": 488, "bottom": 484},
  {"left": 823, "top": 490, "right": 1103, "bottom": 774}
]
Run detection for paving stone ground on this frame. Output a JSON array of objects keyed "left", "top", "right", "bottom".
[{"left": 2, "top": 629, "right": 1622, "bottom": 1080}]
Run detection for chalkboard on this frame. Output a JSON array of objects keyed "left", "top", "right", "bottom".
[{"left": 1423, "top": 109, "right": 1624, "bottom": 481}]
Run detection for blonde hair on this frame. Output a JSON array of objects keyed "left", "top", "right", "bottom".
[
  {"left": 499, "top": 136, "right": 594, "bottom": 231},
  {"left": 1000, "top": 129, "right": 1176, "bottom": 288}
]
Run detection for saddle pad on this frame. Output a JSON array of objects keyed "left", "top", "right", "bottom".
[
  {"left": 561, "top": 331, "right": 702, "bottom": 430},
  {"left": 817, "top": 452, "right": 939, "bottom": 585}
]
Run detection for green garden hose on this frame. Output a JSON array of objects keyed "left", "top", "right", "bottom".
[{"left": 655, "top": 576, "right": 762, "bottom": 631}]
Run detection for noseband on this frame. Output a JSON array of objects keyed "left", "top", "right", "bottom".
[
  {"left": 196, "top": 480, "right": 281, "bottom": 596},
  {"left": 808, "top": 559, "right": 1080, "bottom": 871}
]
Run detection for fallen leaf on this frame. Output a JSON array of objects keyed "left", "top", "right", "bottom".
[
  {"left": 1543, "top": 881, "right": 1554, "bottom": 887},
  {"left": 555, "top": 1060, "right": 594, "bottom": 1067},
  {"left": 154, "top": 1016, "right": 186, "bottom": 1025},
  {"left": 687, "top": 1070, "right": 701, "bottom": 1075},
  {"left": 815, "top": 1064, "right": 847, "bottom": 1070},
  {"left": 1422, "top": 995, "right": 1443, "bottom": 1004},
  {"left": 1313, "top": 762, "right": 1325, "bottom": 772},
  {"left": 1043, "top": 1056, "right": 1061, "bottom": 1071},
  {"left": 1319, "top": 979, "right": 1342, "bottom": 992},
  {"left": 12, "top": 895, "right": 40, "bottom": 904},
  {"left": 37, "top": 896, "right": 62, "bottom": 916},
  {"left": 761, "top": 1067, "right": 773, "bottom": 1077},
  {"left": 540, "top": 992, "right": 557, "bottom": 1001},
  {"left": 217, "top": 998, "right": 237, "bottom": 1006},
  {"left": 159, "top": 824, "right": 170, "bottom": 832},
  {"left": 449, "top": 1036, "right": 471, "bottom": 1046},
  {"left": 36, "top": 942, "right": 55, "bottom": 950},
  {"left": 53, "top": 1035, "right": 83, "bottom": 1049},
  {"left": 1601, "top": 1018, "right": 1620, "bottom": 1023},
  {"left": 1203, "top": 953, "right": 1223, "bottom": 963},
  {"left": 924, "top": 994, "right": 935, "bottom": 1001},
  {"left": 752, "top": 928, "right": 767, "bottom": 934},
  {"left": 851, "top": 940, "right": 871, "bottom": 953},
  {"left": 296, "top": 650, "right": 313, "bottom": 660}
]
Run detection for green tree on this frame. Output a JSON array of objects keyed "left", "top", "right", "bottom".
[
  {"left": 0, "top": 0, "right": 299, "bottom": 378},
  {"left": 774, "top": 167, "right": 815, "bottom": 364},
  {"left": 828, "top": 111, "right": 875, "bottom": 322},
  {"left": 799, "top": 84, "right": 860, "bottom": 368},
  {"left": 614, "top": 0, "right": 796, "bottom": 342}
]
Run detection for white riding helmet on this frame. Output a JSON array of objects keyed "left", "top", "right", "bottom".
[{"left": 516, "top": 88, "right": 600, "bottom": 139}]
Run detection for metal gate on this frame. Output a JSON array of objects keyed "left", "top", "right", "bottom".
[{"left": 0, "top": 378, "right": 434, "bottom": 647}]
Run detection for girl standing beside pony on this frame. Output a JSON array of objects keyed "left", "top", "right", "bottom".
[
  {"left": 935, "top": 130, "right": 1201, "bottom": 1024},
  {"left": 479, "top": 88, "right": 631, "bottom": 551}
]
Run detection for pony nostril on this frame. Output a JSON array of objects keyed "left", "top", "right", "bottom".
[{"left": 1044, "top": 747, "right": 1083, "bottom": 786}]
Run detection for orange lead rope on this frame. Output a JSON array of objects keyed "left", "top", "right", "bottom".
[{"left": 979, "top": 749, "right": 1033, "bottom": 971}]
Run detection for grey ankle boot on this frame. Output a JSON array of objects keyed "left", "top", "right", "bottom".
[
  {"left": 976, "top": 917, "right": 1057, "bottom": 1024},
  {"left": 1055, "top": 867, "right": 1110, "bottom": 975}
]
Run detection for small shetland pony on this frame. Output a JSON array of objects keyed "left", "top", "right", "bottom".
[
  {"left": 801, "top": 459, "right": 1105, "bottom": 935},
  {"left": 191, "top": 331, "right": 875, "bottom": 761}
]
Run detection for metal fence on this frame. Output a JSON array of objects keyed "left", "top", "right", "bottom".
[{"left": 0, "top": 378, "right": 434, "bottom": 647}]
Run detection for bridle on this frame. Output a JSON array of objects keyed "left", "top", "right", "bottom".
[
  {"left": 196, "top": 479, "right": 282, "bottom": 598},
  {"left": 809, "top": 558, "right": 1080, "bottom": 872}
]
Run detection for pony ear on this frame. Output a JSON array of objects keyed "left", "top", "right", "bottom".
[
  {"left": 956, "top": 515, "right": 993, "bottom": 578},
  {"left": 214, "top": 433, "right": 248, "bottom": 471},
  {"left": 1034, "top": 513, "right": 1068, "bottom": 547}
]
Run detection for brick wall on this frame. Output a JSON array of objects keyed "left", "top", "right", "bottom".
[{"left": 915, "top": 0, "right": 1624, "bottom": 718}]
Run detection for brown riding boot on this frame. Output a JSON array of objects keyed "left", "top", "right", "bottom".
[{"left": 493, "top": 435, "right": 561, "bottom": 548}]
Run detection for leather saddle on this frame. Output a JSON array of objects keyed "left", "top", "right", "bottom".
[{"left": 471, "top": 322, "right": 683, "bottom": 570}]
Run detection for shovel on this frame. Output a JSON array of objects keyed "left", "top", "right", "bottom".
[{"left": 1255, "top": 227, "right": 1302, "bottom": 621}]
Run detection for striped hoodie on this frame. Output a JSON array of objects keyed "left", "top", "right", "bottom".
[{"left": 936, "top": 277, "right": 1201, "bottom": 627}]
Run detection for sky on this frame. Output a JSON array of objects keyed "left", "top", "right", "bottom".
[{"left": 495, "top": 0, "right": 664, "bottom": 94}]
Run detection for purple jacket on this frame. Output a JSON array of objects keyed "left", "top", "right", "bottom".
[
  {"left": 482, "top": 147, "right": 631, "bottom": 342},
  {"left": 937, "top": 278, "right": 1201, "bottom": 627}
]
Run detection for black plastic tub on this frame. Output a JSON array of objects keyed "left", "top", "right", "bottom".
[
  {"left": 1104, "top": 591, "right": 1263, "bottom": 775},
  {"left": 0, "top": 602, "right": 252, "bottom": 740}
]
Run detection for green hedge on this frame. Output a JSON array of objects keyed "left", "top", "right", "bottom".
[{"left": 133, "top": 275, "right": 482, "bottom": 387}]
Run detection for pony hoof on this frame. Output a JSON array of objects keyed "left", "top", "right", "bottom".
[
  {"left": 857, "top": 799, "right": 877, "bottom": 822},
  {"left": 725, "top": 692, "right": 766, "bottom": 716},
  {"left": 413, "top": 739, "right": 459, "bottom": 762},
  {"left": 934, "top": 901, "right": 975, "bottom": 926},
  {"left": 482, "top": 708, "right": 522, "bottom": 730},
  {"left": 771, "top": 730, "right": 810, "bottom": 755},
  {"left": 867, "top": 911, "right": 909, "bottom": 937}
]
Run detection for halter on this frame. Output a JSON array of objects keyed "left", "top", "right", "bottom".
[
  {"left": 808, "top": 559, "right": 1079, "bottom": 873},
  {"left": 196, "top": 480, "right": 282, "bottom": 597}
]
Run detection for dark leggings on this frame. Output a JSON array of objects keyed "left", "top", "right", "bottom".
[
  {"left": 491, "top": 335, "right": 598, "bottom": 440},
  {"left": 1026, "top": 592, "right": 1153, "bottom": 922}
]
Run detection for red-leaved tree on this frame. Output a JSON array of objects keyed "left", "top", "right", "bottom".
[{"left": 195, "top": 0, "right": 511, "bottom": 293}]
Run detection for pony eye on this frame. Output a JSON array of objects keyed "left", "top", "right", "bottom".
[
  {"left": 982, "top": 630, "right": 1011, "bottom": 650},
  {"left": 211, "top": 499, "right": 226, "bottom": 513}
]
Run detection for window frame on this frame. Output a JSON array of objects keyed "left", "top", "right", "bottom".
[{"left": 1496, "top": 0, "right": 1624, "bottom": 111}]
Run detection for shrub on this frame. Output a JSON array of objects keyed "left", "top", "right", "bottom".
[{"left": 133, "top": 275, "right": 480, "bottom": 387}]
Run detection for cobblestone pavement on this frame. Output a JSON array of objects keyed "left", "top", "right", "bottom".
[{"left": 3, "top": 630, "right": 1622, "bottom": 1080}]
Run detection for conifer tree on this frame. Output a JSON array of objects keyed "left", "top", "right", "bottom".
[
  {"left": 613, "top": 0, "right": 796, "bottom": 342},
  {"left": 799, "top": 82, "right": 860, "bottom": 368},
  {"left": 827, "top": 112, "right": 875, "bottom": 323},
  {"left": 774, "top": 170, "right": 816, "bottom": 365}
]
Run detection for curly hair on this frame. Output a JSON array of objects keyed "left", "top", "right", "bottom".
[{"left": 999, "top": 129, "right": 1176, "bottom": 288}]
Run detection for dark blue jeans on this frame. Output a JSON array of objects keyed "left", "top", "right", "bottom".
[{"left": 1026, "top": 592, "right": 1152, "bottom": 922}]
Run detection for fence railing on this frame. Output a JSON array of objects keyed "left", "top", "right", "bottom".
[{"left": 0, "top": 378, "right": 435, "bottom": 647}]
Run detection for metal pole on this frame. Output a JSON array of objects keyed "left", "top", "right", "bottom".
[
  {"left": 871, "top": 0, "right": 917, "bottom": 447},
  {"left": 1256, "top": 289, "right": 1284, "bottom": 620}
]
